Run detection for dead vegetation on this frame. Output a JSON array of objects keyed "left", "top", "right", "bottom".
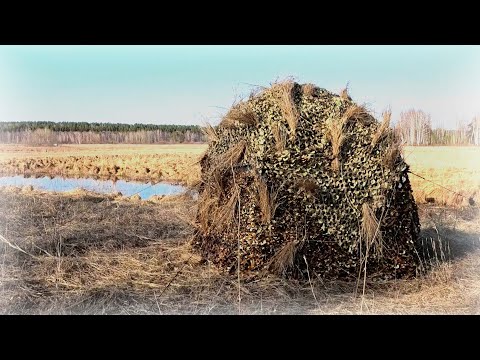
[
  {"left": 371, "top": 110, "right": 392, "bottom": 148},
  {"left": 275, "top": 81, "right": 299, "bottom": 139},
  {"left": 255, "top": 175, "right": 279, "bottom": 224},
  {"left": 324, "top": 105, "right": 368, "bottom": 172},
  {"left": 382, "top": 134, "right": 402, "bottom": 170},
  {"left": 2, "top": 144, "right": 476, "bottom": 209},
  {"left": 216, "top": 140, "right": 247, "bottom": 173},
  {"left": 213, "top": 186, "right": 240, "bottom": 232},
  {"left": 360, "top": 203, "right": 384, "bottom": 258},
  {"left": 0, "top": 142, "right": 479, "bottom": 313},
  {"left": 202, "top": 123, "right": 219, "bottom": 143},
  {"left": 404, "top": 146, "right": 480, "bottom": 207},
  {"left": 339, "top": 87, "right": 350, "bottom": 100},
  {"left": 325, "top": 118, "right": 347, "bottom": 172},
  {"left": 1, "top": 187, "right": 479, "bottom": 314},
  {"left": 267, "top": 241, "right": 302, "bottom": 277},
  {"left": 0, "top": 150, "right": 202, "bottom": 186},
  {"left": 271, "top": 122, "right": 287, "bottom": 153},
  {"left": 197, "top": 182, "right": 240, "bottom": 234},
  {"left": 302, "top": 83, "right": 317, "bottom": 97},
  {"left": 220, "top": 103, "right": 258, "bottom": 128}
]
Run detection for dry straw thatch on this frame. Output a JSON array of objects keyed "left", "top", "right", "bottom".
[
  {"left": 221, "top": 103, "right": 258, "bottom": 128},
  {"left": 361, "top": 203, "right": 384, "bottom": 258},
  {"left": 275, "top": 81, "right": 299, "bottom": 139},
  {"left": 194, "top": 80, "right": 420, "bottom": 280},
  {"left": 339, "top": 87, "right": 350, "bottom": 100},
  {"left": 302, "top": 83, "right": 317, "bottom": 97},
  {"left": 271, "top": 122, "right": 287, "bottom": 153},
  {"left": 371, "top": 110, "right": 392, "bottom": 147}
]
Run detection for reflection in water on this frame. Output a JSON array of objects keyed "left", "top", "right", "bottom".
[{"left": 0, "top": 175, "right": 184, "bottom": 200}]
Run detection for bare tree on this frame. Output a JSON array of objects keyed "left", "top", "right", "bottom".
[
  {"left": 469, "top": 116, "right": 480, "bottom": 145},
  {"left": 396, "top": 109, "right": 432, "bottom": 145},
  {"left": 455, "top": 120, "right": 469, "bottom": 145}
]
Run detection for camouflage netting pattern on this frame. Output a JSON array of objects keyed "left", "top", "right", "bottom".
[{"left": 193, "top": 81, "right": 420, "bottom": 280}]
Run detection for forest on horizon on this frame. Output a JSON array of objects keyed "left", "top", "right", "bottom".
[
  {"left": 0, "top": 109, "right": 479, "bottom": 146},
  {"left": 0, "top": 121, "right": 206, "bottom": 144}
]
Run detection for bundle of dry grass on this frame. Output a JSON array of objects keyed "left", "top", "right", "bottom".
[
  {"left": 220, "top": 103, "right": 258, "bottom": 128},
  {"left": 371, "top": 110, "right": 392, "bottom": 147},
  {"left": 193, "top": 80, "right": 420, "bottom": 280},
  {"left": 361, "top": 203, "right": 384, "bottom": 258},
  {"left": 275, "top": 81, "right": 299, "bottom": 139}
]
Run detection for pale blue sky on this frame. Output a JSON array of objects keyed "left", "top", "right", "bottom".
[{"left": 0, "top": 45, "right": 479, "bottom": 129}]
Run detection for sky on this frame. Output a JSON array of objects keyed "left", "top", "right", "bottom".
[{"left": 0, "top": 45, "right": 479, "bottom": 129}]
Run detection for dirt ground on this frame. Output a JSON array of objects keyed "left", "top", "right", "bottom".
[{"left": 1, "top": 187, "right": 479, "bottom": 315}]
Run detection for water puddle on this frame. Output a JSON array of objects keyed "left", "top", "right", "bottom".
[{"left": 0, "top": 175, "right": 185, "bottom": 200}]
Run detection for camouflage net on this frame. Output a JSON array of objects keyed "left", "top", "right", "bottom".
[{"left": 193, "top": 81, "right": 420, "bottom": 280}]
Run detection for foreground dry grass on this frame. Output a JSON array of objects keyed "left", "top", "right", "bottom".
[
  {"left": 1, "top": 187, "right": 479, "bottom": 314},
  {"left": 1, "top": 144, "right": 479, "bottom": 314}
]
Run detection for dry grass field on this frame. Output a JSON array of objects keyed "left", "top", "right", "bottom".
[
  {"left": 405, "top": 146, "right": 480, "bottom": 207},
  {"left": 0, "top": 144, "right": 479, "bottom": 314},
  {"left": 0, "top": 144, "right": 207, "bottom": 160},
  {"left": 0, "top": 144, "right": 206, "bottom": 186},
  {"left": 0, "top": 144, "right": 478, "bottom": 206}
]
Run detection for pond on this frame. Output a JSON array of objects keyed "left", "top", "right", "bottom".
[{"left": 0, "top": 175, "right": 185, "bottom": 200}]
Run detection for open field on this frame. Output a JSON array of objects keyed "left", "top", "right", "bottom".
[
  {"left": 0, "top": 144, "right": 207, "bottom": 160},
  {"left": 405, "top": 146, "right": 480, "bottom": 207},
  {"left": 0, "top": 144, "right": 206, "bottom": 186},
  {"left": 0, "top": 144, "right": 479, "bottom": 314},
  {"left": 0, "top": 144, "right": 479, "bottom": 205}
]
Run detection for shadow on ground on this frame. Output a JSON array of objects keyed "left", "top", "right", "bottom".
[{"left": 418, "top": 205, "right": 480, "bottom": 265}]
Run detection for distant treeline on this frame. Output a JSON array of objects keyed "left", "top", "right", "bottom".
[
  {"left": 0, "top": 121, "right": 202, "bottom": 133},
  {"left": 394, "top": 110, "right": 480, "bottom": 146},
  {"left": 1, "top": 113, "right": 479, "bottom": 146},
  {"left": 0, "top": 122, "right": 206, "bottom": 144}
]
